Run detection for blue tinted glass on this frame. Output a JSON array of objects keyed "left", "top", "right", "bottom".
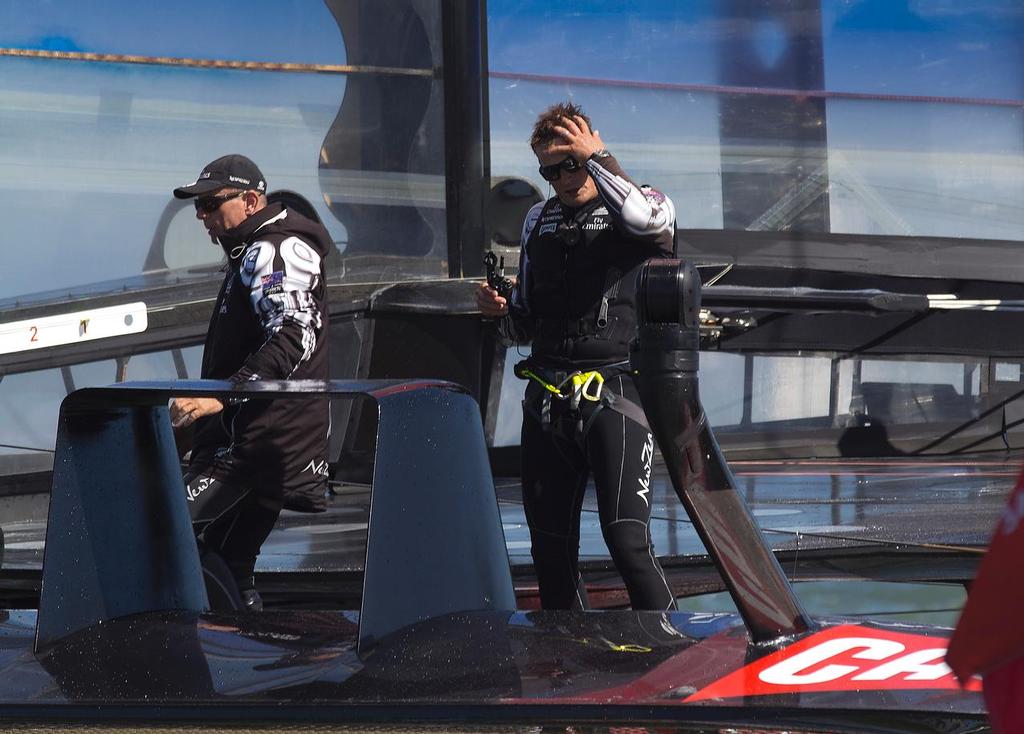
[
  {"left": 823, "top": 0, "right": 1024, "bottom": 99},
  {"left": 488, "top": 1, "right": 1024, "bottom": 240},
  {"left": 0, "top": 1, "right": 345, "bottom": 62}
]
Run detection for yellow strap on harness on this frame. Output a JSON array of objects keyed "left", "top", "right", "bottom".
[
  {"left": 516, "top": 365, "right": 605, "bottom": 403},
  {"left": 516, "top": 367, "right": 563, "bottom": 395}
]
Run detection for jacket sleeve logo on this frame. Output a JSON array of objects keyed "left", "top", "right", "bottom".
[{"left": 261, "top": 271, "right": 285, "bottom": 296}]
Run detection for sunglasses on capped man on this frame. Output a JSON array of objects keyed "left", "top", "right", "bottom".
[{"left": 194, "top": 190, "right": 248, "bottom": 214}]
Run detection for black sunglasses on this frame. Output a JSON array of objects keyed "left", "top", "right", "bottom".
[
  {"left": 194, "top": 190, "right": 248, "bottom": 214},
  {"left": 538, "top": 156, "right": 583, "bottom": 182}
]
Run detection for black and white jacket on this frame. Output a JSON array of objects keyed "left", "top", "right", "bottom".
[
  {"left": 503, "top": 154, "right": 676, "bottom": 368},
  {"left": 190, "top": 202, "right": 331, "bottom": 511}
]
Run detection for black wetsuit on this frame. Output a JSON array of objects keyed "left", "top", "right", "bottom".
[
  {"left": 184, "top": 202, "right": 331, "bottom": 595},
  {"left": 503, "top": 153, "right": 677, "bottom": 610}
]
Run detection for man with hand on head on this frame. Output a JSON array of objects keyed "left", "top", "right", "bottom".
[
  {"left": 170, "top": 154, "right": 331, "bottom": 611},
  {"left": 477, "top": 102, "right": 677, "bottom": 611}
]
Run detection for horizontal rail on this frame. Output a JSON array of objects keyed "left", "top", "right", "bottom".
[{"left": 0, "top": 47, "right": 436, "bottom": 77}]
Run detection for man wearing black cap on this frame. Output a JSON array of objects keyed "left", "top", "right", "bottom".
[{"left": 170, "top": 154, "right": 332, "bottom": 611}]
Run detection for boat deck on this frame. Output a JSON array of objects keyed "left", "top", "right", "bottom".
[{"left": 3, "top": 454, "right": 1013, "bottom": 592}]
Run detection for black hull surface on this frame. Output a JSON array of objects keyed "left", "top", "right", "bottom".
[{"left": 0, "top": 608, "right": 984, "bottom": 730}]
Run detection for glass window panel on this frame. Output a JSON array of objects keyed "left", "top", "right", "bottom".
[
  {"left": 488, "top": 1, "right": 1024, "bottom": 242},
  {"left": 488, "top": 2, "right": 726, "bottom": 232},
  {"left": 996, "top": 362, "right": 1022, "bottom": 382},
  {"left": 969, "top": 363, "right": 981, "bottom": 397},
  {"left": 701, "top": 352, "right": 745, "bottom": 427},
  {"left": 752, "top": 355, "right": 832, "bottom": 423},
  {"left": 1, "top": 59, "right": 345, "bottom": 300},
  {"left": 122, "top": 351, "right": 180, "bottom": 382},
  {"left": 861, "top": 359, "right": 967, "bottom": 393},
  {"left": 489, "top": 2, "right": 721, "bottom": 85},
  {"left": 180, "top": 345, "right": 204, "bottom": 380},
  {"left": 0, "top": 1, "right": 446, "bottom": 305},
  {"left": 0, "top": 2, "right": 348, "bottom": 62},
  {"left": 0, "top": 359, "right": 112, "bottom": 457},
  {"left": 845, "top": 357, "right": 984, "bottom": 426},
  {"left": 827, "top": 102, "right": 1024, "bottom": 240},
  {"left": 0, "top": 369, "right": 67, "bottom": 455},
  {"left": 69, "top": 359, "right": 118, "bottom": 389},
  {"left": 0, "top": 348, "right": 208, "bottom": 460},
  {"left": 823, "top": 0, "right": 1024, "bottom": 100},
  {"left": 822, "top": 1, "right": 1024, "bottom": 240},
  {"left": 837, "top": 358, "right": 855, "bottom": 420}
]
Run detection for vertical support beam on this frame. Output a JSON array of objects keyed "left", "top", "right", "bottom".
[
  {"left": 741, "top": 354, "right": 754, "bottom": 427},
  {"left": 59, "top": 366, "right": 75, "bottom": 396},
  {"left": 480, "top": 331, "right": 507, "bottom": 444},
  {"left": 829, "top": 356, "right": 842, "bottom": 427},
  {"left": 850, "top": 357, "right": 864, "bottom": 419},
  {"left": 172, "top": 348, "right": 189, "bottom": 380},
  {"left": 632, "top": 261, "right": 813, "bottom": 642},
  {"left": 442, "top": 0, "right": 491, "bottom": 278}
]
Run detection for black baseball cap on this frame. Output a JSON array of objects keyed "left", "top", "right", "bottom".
[{"left": 173, "top": 154, "right": 267, "bottom": 198}]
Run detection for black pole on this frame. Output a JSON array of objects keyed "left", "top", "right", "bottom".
[
  {"left": 442, "top": 0, "right": 491, "bottom": 278},
  {"left": 630, "top": 260, "right": 813, "bottom": 642}
]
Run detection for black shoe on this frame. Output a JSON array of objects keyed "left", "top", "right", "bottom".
[{"left": 241, "top": 588, "right": 263, "bottom": 612}]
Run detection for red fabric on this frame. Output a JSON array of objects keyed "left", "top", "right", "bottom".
[
  {"left": 984, "top": 656, "right": 1024, "bottom": 733},
  {"left": 948, "top": 466, "right": 1024, "bottom": 683}
]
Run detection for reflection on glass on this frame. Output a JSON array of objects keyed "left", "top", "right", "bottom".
[
  {"left": 843, "top": 357, "right": 982, "bottom": 426},
  {"left": 827, "top": 102, "right": 1024, "bottom": 240},
  {"left": 0, "top": 0, "right": 448, "bottom": 305},
  {"left": 823, "top": 0, "right": 1024, "bottom": 241},
  {"left": 115, "top": 347, "right": 202, "bottom": 383},
  {"left": 490, "top": 80, "right": 724, "bottom": 231},
  {"left": 1, "top": 63, "right": 346, "bottom": 301},
  {"left": 0, "top": 348, "right": 207, "bottom": 460},
  {"left": 489, "top": 1, "right": 1024, "bottom": 240},
  {"left": 0, "top": 369, "right": 67, "bottom": 456},
  {"left": 861, "top": 359, "right": 970, "bottom": 393},
  {"left": 679, "top": 581, "right": 966, "bottom": 627}
]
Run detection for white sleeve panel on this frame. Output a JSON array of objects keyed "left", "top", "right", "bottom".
[
  {"left": 238, "top": 237, "right": 324, "bottom": 372},
  {"left": 586, "top": 158, "right": 676, "bottom": 249}
]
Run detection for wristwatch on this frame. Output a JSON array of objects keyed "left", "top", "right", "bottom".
[{"left": 590, "top": 149, "right": 611, "bottom": 160}]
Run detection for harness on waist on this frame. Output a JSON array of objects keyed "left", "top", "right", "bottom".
[
  {"left": 515, "top": 362, "right": 605, "bottom": 405},
  {"left": 515, "top": 359, "right": 649, "bottom": 440}
]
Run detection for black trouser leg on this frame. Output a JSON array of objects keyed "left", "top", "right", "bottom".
[
  {"left": 585, "top": 376, "right": 675, "bottom": 611},
  {"left": 207, "top": 495, "right": 282, "bottom": 588},
  {"left": 184, "top": 470, "right": 282, "bottom": 591},
  {"left": 521, "top": 383, "right": 591, "bottom": 610}
]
